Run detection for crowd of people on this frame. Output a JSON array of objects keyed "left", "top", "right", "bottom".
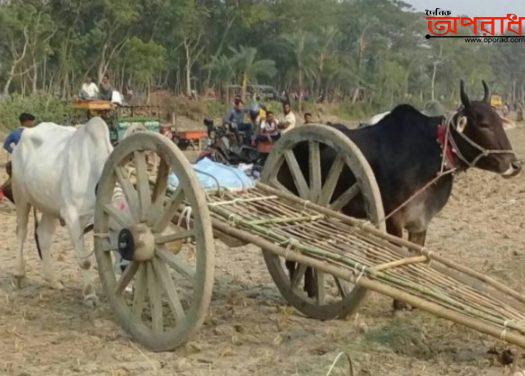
[{"left": 222, "top": 96, "right": 314, "bottom": 152}]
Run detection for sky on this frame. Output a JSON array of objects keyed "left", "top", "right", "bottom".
[{"left": 404, "top": 0, "right": 525, "bottom": 17}]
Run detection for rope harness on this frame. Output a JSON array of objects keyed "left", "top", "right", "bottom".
[{"left": 379, "top": 110, "right": 515, "bottom": 223}]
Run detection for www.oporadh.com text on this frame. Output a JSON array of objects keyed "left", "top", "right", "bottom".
[{"left": 464, "top": 36, "right": 525, "bottom": 43}]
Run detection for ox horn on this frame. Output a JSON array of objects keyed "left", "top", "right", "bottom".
[
  {"left": 460, "top": 80, "right": 470, "bottom": 109},
  {"left": 482, "top": 80, "right": 490, "bottom": 103}
]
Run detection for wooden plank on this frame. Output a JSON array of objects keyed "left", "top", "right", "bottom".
[
  {"left": 114, "top": 166, "right": 140, "bottom": 220},
  {"left": 146, "top": 261, "right": 163, "bottom": 335},
  {"left": 317, "top": 155, "right": 344, "bottom": 206},
  {"left": 134, "top": 151, "right": 152, "bottom": 221},
  {"left": 152, "top": 258, "right": 185, "bottom": 323},
  {"left": 114, "top": 261, "right": 139, "bottom": 295},
  {"left": 316, "top": 270, "right": 326, "bottom": 305},
  {"left": 329, "top": 183, "right": 360, "bottom": 211},
  {"left": 155, "top": 229, "right": 195, "bottom": 244},
  {"left": 284, "top": 150, "right": 310, "bottom": 199},
  {"left": 153, "top": 185, "right": 184, "bottom": 232},
  {"left": 156, "top": 247, "right": 194, "bottom": 280},
  {"left": 103, "top": 203, "right": 131, "bottom": 228},
  {"left": 308, "top": 141, "right": 322, "bottom": 202},
  {"left": 291, "top": 264, "right": 307, "bottom": 291},
  {"left": 132, "top": 263, "right": 147, "bottom": 319}
]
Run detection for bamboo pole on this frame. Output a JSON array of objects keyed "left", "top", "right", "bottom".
[
  {"left": 210, "top": 217, "right": 525, "bottom": 348},
  {"left": 256, "top": 183, "right": 525, "bottom": 305}
]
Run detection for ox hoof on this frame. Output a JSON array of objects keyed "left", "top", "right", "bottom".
[
  {"left": 392, "top": 299, "right": 414, "bottom": 313},
  {"left": 83, "top": 293, "right": 99, "bottom": 308},
  {"left": 48, "top": 280, "right": 65, "bottom": 290},
  {"left": 79, "top": 259, "right": 91, "bottom": 270},
  {"left": 12, "top": 275, "right": 25, "bottom": 289}
]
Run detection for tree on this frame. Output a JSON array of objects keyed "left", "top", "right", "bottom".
[
  {"left": 282, "top": 31, "right": 317, "bottom": 111},
  {"left": 125, "top": 37, "right": 166, "bottom": 102},
  {"left": 229, "top": 45, "right": 276, "bottom": 100}
]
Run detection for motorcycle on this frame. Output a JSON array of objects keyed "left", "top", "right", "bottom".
[{"left": 198, "top": 118, "right": 262, "bottom": 166}]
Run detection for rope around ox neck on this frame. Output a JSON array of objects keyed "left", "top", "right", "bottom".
[{"left": 378, "top": 111, "right": 515, "bottom": 224}]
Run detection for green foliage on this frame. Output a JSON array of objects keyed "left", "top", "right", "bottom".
[
  {"left": 0, "top": 0, "right": 523, "bottom": 111},
  {"left": 126, "top": 37, "right": 167, "bottom": 88},
  {"left": 0, "top": 94, "right": 75, "bottom": 131}
]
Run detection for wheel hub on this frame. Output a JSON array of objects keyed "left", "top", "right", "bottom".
[{"left": 118, "top": 223, "right": 156, "bottom": 261}]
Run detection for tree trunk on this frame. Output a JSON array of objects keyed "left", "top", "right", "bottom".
[
  {"left": 184, "top": 40, "right": 192, "bottom": 97},
  {"left": 241, "top": 72, "right": 248, "bottom": 100},
  {"left": 32, "top": 57, "right": 38, "bottom": 94},
  {"left": 298, "top": 67, "right": 303, "bottom": 112}
]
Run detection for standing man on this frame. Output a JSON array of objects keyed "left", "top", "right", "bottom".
[
  {"left": 79, "top": 76, "right": 99, "bottom": 100},
  {"left": 2, "top": 113, "right": 37, "bottom": 203},
  {"left": 279, "top": 101, "right": 296, "bottom": 134}
]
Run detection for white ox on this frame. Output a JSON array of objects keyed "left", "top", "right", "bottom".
[{"left": 12, "top": 117, "right": 113, "bottom": 304}]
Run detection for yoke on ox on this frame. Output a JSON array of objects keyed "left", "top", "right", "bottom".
[{"left": 11, "top": 117, "right": 113, "bottom": 304}]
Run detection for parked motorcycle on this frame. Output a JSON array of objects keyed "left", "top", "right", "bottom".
[{"left": 198, "top": 118, "right": 262, "bottom": 166}]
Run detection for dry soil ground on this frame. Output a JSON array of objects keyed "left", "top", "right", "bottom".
[{"left": 0, "top": 127, "right": 524, "bottom": 376}]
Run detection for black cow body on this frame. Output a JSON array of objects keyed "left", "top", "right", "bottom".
[{"left": 329, "top": 104, "right": 452, "bottom": 240}]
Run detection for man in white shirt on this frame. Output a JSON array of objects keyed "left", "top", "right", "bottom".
[
  {"left": 80, "top": 77, "right": 99, "bottom": 100},
  {"left": 279, "top": 101, "right": 296, "bottom": 134}
]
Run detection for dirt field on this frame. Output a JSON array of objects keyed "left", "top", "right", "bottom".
[{"left": 0, "top": 127, "right": 524, "bottom": 376}]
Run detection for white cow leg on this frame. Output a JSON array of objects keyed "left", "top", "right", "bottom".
[
  {"left": 37, "top": 214, "right": 63, "bottom": 290},
  {"left": 14, "top": 201, "right": 30, "bottom": 288},
  {"left": 64, "top": 210, "right": 98, "bottom": 306}
]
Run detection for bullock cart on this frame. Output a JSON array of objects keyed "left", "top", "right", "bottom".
[{"left": 93, "top": 124, "right": 525, "bottom": 351}]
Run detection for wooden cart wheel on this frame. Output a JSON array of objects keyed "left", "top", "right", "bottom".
[
  {"left": 261, "top": 124, "right": 385, "bottom": 320},
  {"left": 94, "top": 132, "right": 215, "bottom": 351}
]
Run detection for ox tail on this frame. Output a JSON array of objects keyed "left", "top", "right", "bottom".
[{"left": 33, "top": 207, "right": 43, "bottom": 260}]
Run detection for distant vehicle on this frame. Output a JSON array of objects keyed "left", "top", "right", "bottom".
[
  {"left": 71, "top": 100, "right": 161, "bottom": 145},
  {"left": 226, "top": 84, "right": 279, "bottom": 103}
]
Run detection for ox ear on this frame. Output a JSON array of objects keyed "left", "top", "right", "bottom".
[
  {"left": 457, "top": 116, "right": 468, "bottom": 133},
  {"left": 482, "top": 80, "right": 490, "bottom": 103},
  {"left": 460, "top": 80, "right": 471, "bottom": 109}
]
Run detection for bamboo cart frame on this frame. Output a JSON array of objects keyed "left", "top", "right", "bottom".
[{"left": 93, "top": 125, "right": 525, "bottom": 352}]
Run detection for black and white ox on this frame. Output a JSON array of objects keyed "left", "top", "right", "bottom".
[{"left": 285, "top": 81, "right": 521, "bottom": 302}]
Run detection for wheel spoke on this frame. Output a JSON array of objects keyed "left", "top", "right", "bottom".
[
  {"left": 291, "top": 263, "right": 307, "bottom": 291},
  {"left": 334, "top": 276, "right": 348, "bottom": 298},
  {"left": 152, "top": 258, "right": 185, "bottom": 322},
  {"left": 308, "top": 141, "right": 322, "bottom": 202},
  {"left": 146, "top": 262, "right": 163, "bottom": 335},
  {"left": 153, "top": 185, "right": 184, "bottom": 233},
  {"left": 104, "top": 203, "right": 132, "bottom": 228},
  {"left": 134, "top": 151, "right": 152, "bottom": 221},
  {"left": 318, "top": 154, "right": 344, "bottom": 206},
  {"left": 147, "top": 159, "right": 170, "bottom": 225},
  {"left": 156, "top": 246, "right": 194, "bottom": 280},
  {"left": 155, "top": 229, "right": 195, "bottom": 245},
  {"left": 132, "top": 263, "right": 147, "bottom": 318},
  {"left": 329, "top": 183, "right": 360, "bottom": 211},
  {"left": 316, "top": 270, "right": 326, "bottom": 305},
  {"left": 115, "top": 261, "right": 139, "bottom": 295},
  {"left": 284, "top": 150, "right": 310, "bottom": 198},
  {"left": 115, "top": 166, "right": 140, "bottom": 219},
  {"left": 270, "top": 178, "right": 293, "bottom": 196},
  {"left": 98, "top": 238, "right": 115, "bottom": 252},
  {"left": 152, "top": 159, "right": 170, "bottom": 203}
]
